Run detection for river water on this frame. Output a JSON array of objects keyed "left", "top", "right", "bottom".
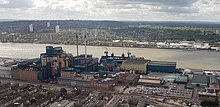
[{"left": 0, "top": 43, "right": 219, "bottom": 70}]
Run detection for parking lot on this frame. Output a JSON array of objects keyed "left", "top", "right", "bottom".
[{"left": 129, "top": 86, "right": 193, "bottom": 99}]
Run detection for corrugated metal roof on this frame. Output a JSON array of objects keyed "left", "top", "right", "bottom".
[
  {"left": 142, "top": 72, "right": 187, "bottom": 83},
  {"left": 148, "top": 61, "right": 176, "bottom": 66},
  {"left": 123, "top": 59, "right": 150, "bottom": 65},
  {"left": 138, "top": 79, "right": 161, "bottom": 84},
  {"left": 192, "top": 74, "right": 210, "bottom": 84}
]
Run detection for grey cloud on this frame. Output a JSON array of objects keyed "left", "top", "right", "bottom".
[
  {"left": 127, "top": 0, "right": 199, "bottom": 7},
  {"left": 156, "top": 7, "right": 199, "bottom": 14},
  {"left": 106, "top": 0, "right": 200, "bottom": 14},
  {"left": 0, "top": 0, "right": 33, "bottom": 8},
  {"left": 0, "top": 0, "right": 219, "bottom": 21},
  {"left": 107, "top": 0, "right": 199, "bottom": 7}
]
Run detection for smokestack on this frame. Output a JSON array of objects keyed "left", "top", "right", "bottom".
[
  {"left": 84, "top": 32, "right": 87, "bottom": 58},
  {"left": 104, "top": 48, "right": 108, "bottom": 56},
  {"left": 76, "top": 33, "right": 79, "bottom": 56},
  {"left": 127, "top": 49, "right": 131, "bottom": 58}
]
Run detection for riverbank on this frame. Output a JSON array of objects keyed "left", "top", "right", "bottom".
[{"left": 1, "top": 42, "right": 219, "bottom": 52}]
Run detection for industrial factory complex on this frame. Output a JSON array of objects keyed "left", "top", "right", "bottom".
[
  {"left": 0, "top": 45, "right": 220, "bottom": 107},
  {"left": 10, "top": 46, "right": 178, "bottom": 84}
]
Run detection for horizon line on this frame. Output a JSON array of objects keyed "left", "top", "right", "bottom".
[{"left": 1, "top": 19, "right": 220, "bottom": 23}]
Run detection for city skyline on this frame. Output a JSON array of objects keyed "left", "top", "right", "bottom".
[{"left": 0, "top": 0, "right": 219, "bottom": 22}]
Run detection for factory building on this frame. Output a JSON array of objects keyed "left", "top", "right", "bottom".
[
  {"left": 12, "top": 46, "right": 73, "bottom": 82},
  {"left": 61, "top": 68, "right": 76, "bottom": 78},
  {"left": 141, "top": 72, "right": 188, "bottom": 85},
  {"left": 91, "top": 78, "right": 115, "bottom": 90},
  {"left": 12, "top": 70, "right": 39, "bottom": 82},
  {"left": 215, "top": 76, "right": 220, "bottom": 86},
  {"left": 117, "top": 73, "right": 140, "bottom": 86},
  {"left": 120, "top": 59, "right": 150, "bottom": 74},
  {"left": 100, "top": 51, "right": 131, "bottom": 71},
  {"left": 138, "top": 78, "right": 164, "bottom": 87},
  {"left": 70, "top": 54, "right": 99, "bottom": 72},
  {"left": 11, "top": 58, "right": 41, "bottom": 82},
  {"left": 39, "top": 45, "right": 98, "bottom": 81},
  {"left": 188, "top": 74, "right": 210, "bottom": 88},
  {"left": 198, "top": 88, "right": 218, "bottom": 102},
  {"left": 57, "top": 72, "right": 117, "bottom": 91},
  {"left": 147, "top": 61, "right": 176, "bottom": 73},
  {"left": 174, "top": 75, "right": 188, "bottom": 84},
  {"left": 39, "top": 46, "right": 70, "bottom": 80},
  {"left": 57, "top": 77, "right": 91, "bottom": 87}
]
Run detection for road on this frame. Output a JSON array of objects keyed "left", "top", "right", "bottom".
[
  {"left": 191, "top": 88, "right": 201, "bottom": 105},
  {"left": 0, "top": 78, "right": 117, "bottom": 94}
]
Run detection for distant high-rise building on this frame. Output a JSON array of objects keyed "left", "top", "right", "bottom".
[
  {"left": 47, "top": 22, "right": 50, "bottom": 27},
  {"left": 55, "top": 25, "right": 60, "bottom": 33},
  {"left": 29, "top": 24, "right": 34, "bottom": 33},
  {"left": 216, "top": 30, "right": 219, "bottom": 34}
]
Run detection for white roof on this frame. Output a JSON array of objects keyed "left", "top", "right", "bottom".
[{"left": 112, "top": 40, "right": 120, "bottom": 43}]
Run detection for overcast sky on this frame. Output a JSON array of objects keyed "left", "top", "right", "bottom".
[{"left": 0, "top": 0, "right": 219, "bottom": 21}]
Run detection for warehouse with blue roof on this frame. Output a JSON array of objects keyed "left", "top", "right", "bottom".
[{"left": 147, "top": 61, "right": 177, "bottom": 73}]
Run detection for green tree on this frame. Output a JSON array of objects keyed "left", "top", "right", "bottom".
[
  {"left": 200, "top": 101, "right": 219, "bottom": 107},
  {"left": 60, "top": 88, "right": 67, "bottom": 95}
]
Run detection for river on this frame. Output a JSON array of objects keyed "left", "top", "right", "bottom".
[{"left": 0, "top": 43, "right": 219, "bottom": 70}]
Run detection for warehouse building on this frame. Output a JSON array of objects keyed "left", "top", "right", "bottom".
[
  {"left": 120, "top": 59, "right": 150, "bottom": 74},
  {"left": 100, "top": 51, "right": 131, "bottom": 71},
  {"left": 174, "top": 75, "right": 188, "bottom": 84},
  {"left": 147, "top": 61, "right": 177, "bottom": 73},
  {"left": 215, "top": 76, "right": 220, "bottom": 86},
  {"left": 11, "top": 70, "right": 39, "bottom": 82},
  {"left": 11, "top": 58, "right": 41, "bottom": 82},
  {"left": 141, "top": 72, "right": 188, "bottom": 85},
  {"left": 57, "top": 77, "right": 91, "bottom": 87},
  {"left": 198, "top": 88, "right": 218, "bottom": 102},
  {"left": 61, "top": 69, "right": 76, "bottom": 79},
  {"left": 117, "top": 73, "right": 140, "bottom": 85},
  {"left": 70, "top": 54, "right": 99, "bottom": 72},
  {"left": 188, "top": 74, "right": 210, "bottom": 88},
  {"left": 91, "top": 78, "right": 116, "bottom": 90},
  {"left": 138, "top": 78, "right": 164, "bottom": 86}
]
